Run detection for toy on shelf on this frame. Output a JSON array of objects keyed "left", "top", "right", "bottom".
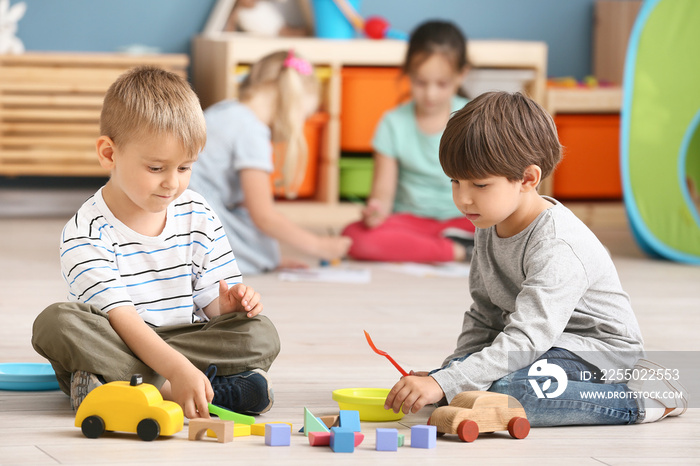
[
  {"left": 363, "top": 330, "right": 409, "bottom": 376},
  {"left": 189, "top": 418, "right": 233, "bottom": 443},
  {"left": 427, "top": 391, "right": 530, "bottom": 442},
  {"left": 74, "top": 374, "right": 184, "bottom": 441},
  {"left": 0, "top": 0, "right": 26, "bottom": 54},
  {"left": 363, "top": 16, "right": 406, "bottom": 40},
  {"left": 331, "top": 0, "right": 407, "bottom": 40}
]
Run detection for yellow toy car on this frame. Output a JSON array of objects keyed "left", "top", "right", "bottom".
[
  {"left": 428, "top": 391, "right": 530, "bottom": 442},
  {"left": 75, "top": 374, "right": 184, "bottom": 441}
]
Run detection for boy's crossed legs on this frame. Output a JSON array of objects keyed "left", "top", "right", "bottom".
[{"left": 32, "top": 302, "right": 280, "bottom": 414}]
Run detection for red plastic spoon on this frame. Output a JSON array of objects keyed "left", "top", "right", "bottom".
[{"left": 363, "top": 330, "right": 409, "bottom": 376}]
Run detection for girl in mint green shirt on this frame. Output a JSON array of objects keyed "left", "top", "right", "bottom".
[{"left": 343, "top": 20, "right": 475, "bottom": 262}]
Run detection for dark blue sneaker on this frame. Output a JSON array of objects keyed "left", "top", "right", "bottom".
[{"left": 205, "top": 365, "right": 274, "bottom": 415}]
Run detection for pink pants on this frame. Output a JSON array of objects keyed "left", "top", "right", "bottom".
[{"left": 342, "top": 213, "right": 475, "bottom": 262}]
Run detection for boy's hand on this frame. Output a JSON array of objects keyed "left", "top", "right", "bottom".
[
  {"left": 218, "top": 280, "right": 262, "bottom": 317},
  {"left": 384, "top": 374, "right": 444, "bottom": 414},
  {"left": 169, "top": 363, "right": 214, "bottom": 419}
]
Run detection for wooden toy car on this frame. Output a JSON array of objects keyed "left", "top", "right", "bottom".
[
  {"left": 75, "top": 374, "right": 184, "bottom": 441},
  {"left": 428, "top": 391, "right": 530, "bottom": 442}
]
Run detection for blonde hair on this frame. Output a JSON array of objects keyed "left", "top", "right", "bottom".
[
  {"left": 440, "top": 91, "right": 562, "bottom": 183},
  {"left": 100, "top": 66, "right": 207, "bottom": 158},
  {"left": 239, "top": 50, "right": 319, "bottom": 198}
]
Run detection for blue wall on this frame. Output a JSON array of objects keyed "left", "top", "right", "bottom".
[{"left": 13, "top": 0, "right": 595, "bottom": 79}]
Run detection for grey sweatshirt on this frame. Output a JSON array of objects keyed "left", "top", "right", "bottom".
[{"left": 431, "top": 197, "right": 644, "bottom": 402}]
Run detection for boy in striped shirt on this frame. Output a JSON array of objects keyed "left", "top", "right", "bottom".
[{"left": 32, "top": 66, "right": 280, "bottom": 419}]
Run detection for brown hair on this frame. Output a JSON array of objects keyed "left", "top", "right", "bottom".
[
  {"left": 439, "top": 91, "right": 562, "bottom": 183},
  {"left": 239, "top": 50, "right": 319, "bottom": 199},
  {"left": 100, "top": 66, "right": 206, "bottom": 157},
  {"left": 403, "top": 20, "right": 468, "bottom": 97}
]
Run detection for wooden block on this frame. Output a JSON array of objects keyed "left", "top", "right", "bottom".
[
  {"left": 188, "top": 418, "right": 233, "bottom": 443},
  {"left": 206, "top": 423, "right": 251, "bottom": 438},
  {"left": 319, "top": 414, "right": 339, "bottom": 428}
]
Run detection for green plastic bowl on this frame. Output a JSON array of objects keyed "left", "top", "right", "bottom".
[{"left": 332, "top": 388, "right": 405, "bottom": 421}]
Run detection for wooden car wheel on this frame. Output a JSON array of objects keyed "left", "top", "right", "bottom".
[
  {"left": 137, "top": 418, "right": 160, "bottom": 442},
  {"left": 507, "top": 417, "right": 530, "bottom": 439},
  {"left": 457, "top": 419, "right": 479, "bottom": 442},
  {"left": 81, "top": 415, "right": 105, "bottom": 439}
]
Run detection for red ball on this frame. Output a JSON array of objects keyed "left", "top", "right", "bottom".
[{"left": 364, "top": 16, "right": 390, "bottom": 39}]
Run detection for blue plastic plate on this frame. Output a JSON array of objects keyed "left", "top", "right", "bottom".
[{"left": 0, "top": 363, "right": 60, "bottom": 391}]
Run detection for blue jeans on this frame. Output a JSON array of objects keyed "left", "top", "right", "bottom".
[{"left": 432, "top": 348, "right": 641, "bottom": 427}]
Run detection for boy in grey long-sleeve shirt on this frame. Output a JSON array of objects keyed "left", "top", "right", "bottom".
[{"left": 384, "top": 91, "right": 687, "bottom": 426}]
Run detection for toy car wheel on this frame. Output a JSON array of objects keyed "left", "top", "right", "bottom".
[
  {"left": 81, "top": 415, "right": 105, "bottom": 439},
  {"left": 507, "top": 417, "right": 530, "bottom": 439},
  {"left": 457, "top": 419, "right": 479, "bottom": 442},
  {"left": 137, "top": 418, "right": 160, "bottom": 441}
]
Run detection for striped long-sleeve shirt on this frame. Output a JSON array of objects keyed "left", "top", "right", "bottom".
[{"left": 60, "top": 188, "right": 242, "bottom": 326}]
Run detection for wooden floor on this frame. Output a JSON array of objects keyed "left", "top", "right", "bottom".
[{"left": 1, "top": 190, "right": 699, "bottom": 465}]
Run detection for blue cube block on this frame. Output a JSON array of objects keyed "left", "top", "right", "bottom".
[
  {"left": 375, "top": 428, "right": 398, "bottom": 451},
  {"left": 330, "top": 427, "right": 355, "bottom": 453},
  {"left": 265, "top": 423, "right": 291, "bottom": 446},
  {"left": 339, "top": 410, "right": 361, "bottom": 432},
  {"left": 410, "top": 425, "right": 436, "bottom": 449}
]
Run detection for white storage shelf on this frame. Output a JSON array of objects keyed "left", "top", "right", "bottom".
[{"left": 192, "top": 34, "right": 548, "bottom": 204}]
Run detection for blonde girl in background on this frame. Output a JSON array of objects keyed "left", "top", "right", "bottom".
[
  {"left": 342, "top": 21, "right": 475, "bottom": 263},
  {"left": 190, "top": 50, "right": 351, "bottom": 274}
]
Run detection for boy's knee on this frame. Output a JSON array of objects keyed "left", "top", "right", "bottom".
[{"left": 32, "top": 302, "right": 104, "bottom": 348}]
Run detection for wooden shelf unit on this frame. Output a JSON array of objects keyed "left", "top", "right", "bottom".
[
  {"left": 192, "top": 34, "right": 548, "bottom": 204},
  {"left": 0, "top": 53, "right": 189, "bottom": 177}
]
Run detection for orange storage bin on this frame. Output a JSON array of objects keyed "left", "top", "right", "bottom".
[
  {"left": 272, "top": 112, "right": 329, "bottom": 199},
  {"left": 340, "top": 67, "right": 410, "bottom": 152},
  {"left": 553, "top": 114, "right": 622, "bottom": 199}
]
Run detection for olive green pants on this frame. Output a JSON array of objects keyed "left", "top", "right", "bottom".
[{"left": 32, "top": 302, "right": 281, "bottom": 395}]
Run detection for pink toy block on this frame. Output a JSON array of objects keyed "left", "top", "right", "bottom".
[
  {"left": 265, "top": 423, "right": 291, "bottom": 446},
  {"left": 411, "top": 425, "right": 437, "bottom": 449},
  {"left": 354, "top": 432, "right": 365, "bottom": 446},
  {"left": 376, "top": 428, "right": 398, "bottom": 451},
  {"left": 308, "top": 431, "right": 331, "bottom": 446}
]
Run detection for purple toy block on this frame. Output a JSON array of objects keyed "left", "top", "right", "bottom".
[
  {"left": 330, "top": 427, "right": 355, "bottom": 453},
  {"left": 339, "top": 410, "right": 361, "bottom": 432},
  {"left": 265, "top": 423, "right": 291, "bottom": 446},
  {"left": 375, "top": 428, "right": 398, "bottom": 451},
  {"left": 410, "top": 425, "right": 436, "bottom": 449}
]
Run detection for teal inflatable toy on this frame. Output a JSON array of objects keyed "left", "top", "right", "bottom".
[{"left": 621, "top": 0, "right": 700, "bottom": 264}]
